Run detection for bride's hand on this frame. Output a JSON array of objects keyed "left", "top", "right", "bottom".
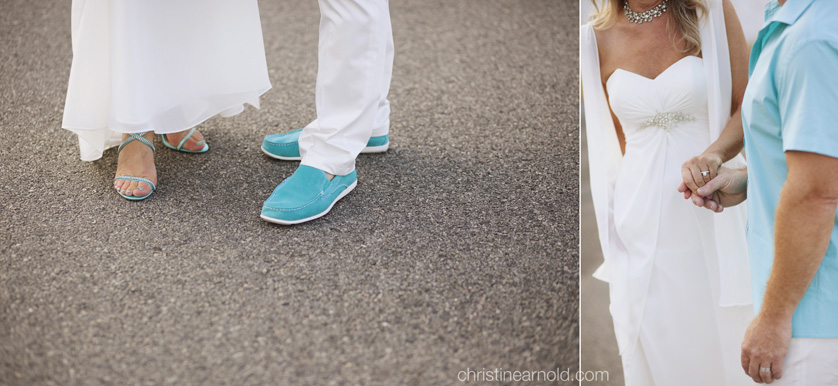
[{"left": 680, "top": 151, "right": 723, "bottom": 196}]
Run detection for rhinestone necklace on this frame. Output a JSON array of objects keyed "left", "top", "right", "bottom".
[{"left": 624, "top": 0, "right": 667, "bottom": 24}]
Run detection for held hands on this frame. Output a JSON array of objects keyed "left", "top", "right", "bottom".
[
  {"left": 740, "top": 313, "right": 792, "bottom": 384},
  {"left": 678, "top": 162, "right": 748, "bottom": 212},
  {"left": 681, "top": 152, "right": 723, "bottom": 194}
]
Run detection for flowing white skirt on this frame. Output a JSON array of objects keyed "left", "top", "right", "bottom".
[
  {"left": 62, "top": 0, "right": 271, "bottom": 161},
  {"left": 612, "top": 119, "right": 754, "bottom": 386}
]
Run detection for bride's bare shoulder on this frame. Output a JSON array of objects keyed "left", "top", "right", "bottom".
[
  {"left": 592, "top": 23, "right": 632, "bottom": 82},
  {"left": 593, "top": 22, "right": 630, "bottom": 48},
  {"left": 593, "top": 25, "right": 622, "bottom": 62}
]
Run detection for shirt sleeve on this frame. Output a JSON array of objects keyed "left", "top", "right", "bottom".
[{"left": 779, "top": 40, "right": 838, "bottom": 159}]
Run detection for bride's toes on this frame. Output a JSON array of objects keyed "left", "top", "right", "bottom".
[
  {"left": 123, "top": 181, "right": 138, "bottom": 196},
  {"left": 114, "top": 132, "right": 157, "bottom": 200},
  {"left": 116, "top": 180, "right": 131, "bottom": 194},
  {"left": 133, "top": 182, "right": 150, "bottom": 197},
  {"left": 182, "top": 131, "right": 206, "bottom": 151},
  {"left": 166, "top": 130, "right": 206, "bottom": 151}
]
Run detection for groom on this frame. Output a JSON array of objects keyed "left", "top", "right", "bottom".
[
  {"left": 259, "top": 0, "right": 394, "bottom": 225},
  {"left": 693, "top": 0, "right": 838, "bottom": 384}
]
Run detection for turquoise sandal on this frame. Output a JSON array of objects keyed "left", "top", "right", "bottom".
[
  {"left": 114, "top": 132, "right": 157, "bottom": 201},
  {"left": 161, "top": 127, "right": 209, "bottom": 153}
]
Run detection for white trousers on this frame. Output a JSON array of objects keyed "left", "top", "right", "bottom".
[
  {"left": 299, "top": 0, "right": 394, "bottom": 176},
  {"left": 771, "top": 338, "right": 838, "bottom": 385}
]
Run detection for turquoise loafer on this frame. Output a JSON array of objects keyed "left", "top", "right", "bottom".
[
  {"left": 261, "top": 128, "right": 389, "bottom": 160},
  {"left": 161, "top": 127, "right": 209, "bottom": 153},
  {"left": 260, "top": 165, "right": 357, "bottom": 225},
  {"left": 114, "top": 132, "right": 157, "bottom": 201}
]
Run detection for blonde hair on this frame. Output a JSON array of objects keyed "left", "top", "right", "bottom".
[{"left": 590, "top": 0, "right": 707, "bottom": 54}]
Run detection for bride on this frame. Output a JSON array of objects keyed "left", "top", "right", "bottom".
[
  {"left": 62, "top": 0, "right": 271, "bottom": 200},
  {"left": 581, "top": 0, "right": 754, "bottom": 384}
]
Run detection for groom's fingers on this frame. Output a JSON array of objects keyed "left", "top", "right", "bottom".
[
  {"left": 704, "top": 199, "right": 723, "bottom": 213},
  {"left": 748, "top": 358, "right": 764, "bottom": 383},
  {"left": 772, "top": 357, "right": 785, "bottom": 380},
  {"left": 771, "top": 356, "right": 786, "bottom": 379},
  {"left": 692, "top": 193, "right": 725, "bottom": 212},
  {"left": 759, "top": 362, "right": 774, "bottom": 384},
  {"left": 741, "top": 349, "right": 751, "bottom": 376},
  {"left": 697, "top": 174, "right": 724, "bottom": 198}
]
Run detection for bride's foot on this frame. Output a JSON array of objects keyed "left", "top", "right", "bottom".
[
  {"left": 114, "top": 132, "right": 157, "bottom": 198},
  {"left": 163, "top": 128, "right": 207, "bottom": 152}
]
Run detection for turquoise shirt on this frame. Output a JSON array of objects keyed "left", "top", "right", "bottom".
[{"left": 741, "top": 0, "right": 838, "bottom": 338}]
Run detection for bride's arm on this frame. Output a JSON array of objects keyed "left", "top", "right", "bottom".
[
  {"left": 681, "top": 0, "right": 749, "bottom": 197},
  {"left": 595, "top": 29, "right": 627, "bottom": 157},
  {"left": 604, "top": 88, "right": 627, "bottom": 156},
  {"left": 709, "top": 0, "right": 749, "bottom": 162}
]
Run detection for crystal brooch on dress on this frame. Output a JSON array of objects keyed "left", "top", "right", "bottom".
[{"left": 637, "top": 112, "right": 695, "bottom": 132}]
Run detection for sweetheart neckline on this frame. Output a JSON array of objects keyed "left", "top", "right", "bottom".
[{"left": 606, "top": 55, "right": 703, "bottom": 86}]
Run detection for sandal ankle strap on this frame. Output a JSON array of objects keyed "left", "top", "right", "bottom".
[
  {"left": 118, "top": 132, "right": 156, "bottom": 153},
  {"left": 176, "top": 127, "right": 200, "bottom": 150}
]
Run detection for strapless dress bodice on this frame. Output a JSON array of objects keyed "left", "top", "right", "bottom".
[
  {"left": 606, "top": 56, "right": 708, "bottom": 144},
  {"left": 604, "top": 54, "right": 714, "bottom": 273}
]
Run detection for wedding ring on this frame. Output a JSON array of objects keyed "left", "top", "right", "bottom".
[
  {"left": 759, "top": 367, "right": 771, "bottom": 373},
  {"left": 700, "top": 170, "right": 710, "bottom": 177}
]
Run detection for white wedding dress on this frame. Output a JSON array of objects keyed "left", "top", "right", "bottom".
[
  {"left": 63, "top": 0, "right": 271, "bottom": 161},
  {"left": 581, "top": 2, "right": 758, "bottom": 384},
  {"left": 604, "top": 55, "right": 755, "bottom": 386}
]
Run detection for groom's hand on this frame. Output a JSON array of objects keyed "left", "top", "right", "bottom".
[
  {"left": 677, "top": 166, "right": 748, "bottom": 212},
  {"left": 740, "top": 313, "right": 792, "bottom": 384}
]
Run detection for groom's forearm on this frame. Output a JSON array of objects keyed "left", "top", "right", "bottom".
[{"left": 761, "top": 151, "right": 838, "bottom": 320}]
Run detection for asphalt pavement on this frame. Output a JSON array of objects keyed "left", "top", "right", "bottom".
[{"left": 0, "top": 0, "right": 579, "bottom": 385}]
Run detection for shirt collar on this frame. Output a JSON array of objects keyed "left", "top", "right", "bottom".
[{"left": 766, "top": 0, "right": 815, "bottom": 26}]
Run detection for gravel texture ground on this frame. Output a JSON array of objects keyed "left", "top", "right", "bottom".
[{"left": 0, "top": 1, "right": 578, "bottom": 385}]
